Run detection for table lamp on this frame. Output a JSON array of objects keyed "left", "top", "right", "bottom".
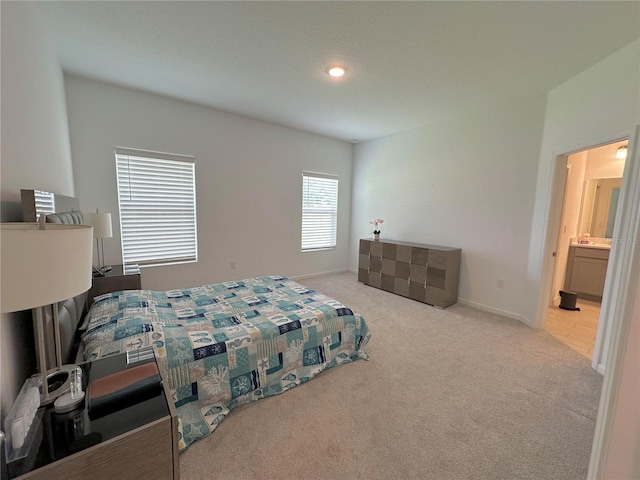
[
  {"left": 1, "top": 220, "right": 93, "bottom": 404},
  {"left": 83, "top": 211, "right": 113, "bottom": 275}
]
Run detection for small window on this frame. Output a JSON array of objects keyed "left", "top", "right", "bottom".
[
  {"left": 115, "top": 147, "right": 197, "bottom": 268},
  {"left": 34, "top": 190, "right": 55, "bottom": 220},
  {"left": 301, "top": 172, "right": 338, "bottom": 251}
]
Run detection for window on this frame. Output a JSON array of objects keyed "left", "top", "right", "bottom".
[
  {"left": 34, "top": 190, "right": 55, "bottom": 220},
  {"left": 301, "top": 172, "right": 338, "bottom": 251},
  {"left": 115, "top": 147, "right": 197, "bottom": 268}
]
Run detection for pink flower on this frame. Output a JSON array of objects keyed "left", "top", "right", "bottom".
[{"left": 369, "top": 218, "right": 384, "bottom": 233}]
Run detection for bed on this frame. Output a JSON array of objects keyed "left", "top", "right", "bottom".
[{"left": 80, "top": 275, "right": 371, "bottom": 451}]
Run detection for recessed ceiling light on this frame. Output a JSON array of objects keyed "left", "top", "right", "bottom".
[{"left": 327, "top": 66, "right": 346, "bottom": 78}]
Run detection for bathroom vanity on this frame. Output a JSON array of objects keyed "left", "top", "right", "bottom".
[{"left": 564, "top": 244, "right": 610, "bottom": 302}]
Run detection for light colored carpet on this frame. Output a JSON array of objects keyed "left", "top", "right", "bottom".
[{"left": 180, "top": 272, "right": 602, "bottom": 480}]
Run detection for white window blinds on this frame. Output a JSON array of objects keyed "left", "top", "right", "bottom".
[
  {"left": 115, "top": 148, "right": 197, "bottom": 268},
  {"left": 301, "top": 172, "right": 338, "bottom": 251},
  {"left": 34, "top": 190, "right": 55, "bottom": 220}
]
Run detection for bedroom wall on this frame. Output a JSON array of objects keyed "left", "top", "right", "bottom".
[
  {"left": 65, "top": 75, "right": 353, "bottom": 291},
  {"left": 350, "top": 96, "right": 547, "bottom": 323},
  {"left": 0, "top": 3, "right": 75, "bottom": 421},
  {"left": 0, "top": 4, "right": 75, "bottom": 205}
]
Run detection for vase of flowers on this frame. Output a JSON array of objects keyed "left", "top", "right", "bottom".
[{"left": 370, "top": 218, "right": 383, "bottom": 241}]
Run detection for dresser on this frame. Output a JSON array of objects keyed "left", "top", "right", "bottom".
[{"left": 358, "top": 239, "right": 461, "bottom": 308}]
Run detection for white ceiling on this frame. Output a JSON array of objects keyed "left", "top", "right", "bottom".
[{"left": 36, "top": 1, "right": 640, "bottom": 142}]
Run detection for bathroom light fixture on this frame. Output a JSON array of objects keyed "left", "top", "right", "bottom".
[
  {"left": 327, "top": 66, "right": 346, "bottom": 77},
  {"left": 616, "top": 145, "right": 628, "bottom": 159}
]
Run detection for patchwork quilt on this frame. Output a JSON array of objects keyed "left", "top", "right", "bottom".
[{"left": 81, "top": 275, "right": 371, "bottom": 451}]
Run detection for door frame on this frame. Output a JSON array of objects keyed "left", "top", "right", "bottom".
[
  {"left": 547, "top": 153, "right": 570, "bottom": 308},
  {"left": 588, "top": 125, "right": 640, "bottom": 477},
  {"left": 535, "top": 127, "right": 638, "bottom": 372},
  {"left": 533, "top": 125, "right": 640, "bottom": 477},
  {"left": 591, "top": 126, "right": 639, "bottom": 374}
]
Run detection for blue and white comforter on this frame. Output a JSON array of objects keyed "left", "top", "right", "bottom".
[{"left": 81, "top": 275, "right": 371, "bottom": 450}]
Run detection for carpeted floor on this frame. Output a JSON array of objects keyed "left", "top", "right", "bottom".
[{"left": 180, "top": 272, "right": 602, "bottom": 480}]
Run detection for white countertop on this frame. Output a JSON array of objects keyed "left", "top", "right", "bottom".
[{"left": 571, "top": 242, "right": 611, "bottom": 250}]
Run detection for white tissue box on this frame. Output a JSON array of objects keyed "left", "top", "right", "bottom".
[{"left": 4, "top": 376, "right": 43, "bottom": 461}]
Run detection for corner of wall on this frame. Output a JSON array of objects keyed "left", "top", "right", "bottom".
[
  {"left": 1, "top": 1, "right": 74, "bottom": 426},
  {"left": 457, "top": 298, "right": 533, "bottom": 327},
  {"left": 1, "top": 1, "right": 74, "bottom": 202}
]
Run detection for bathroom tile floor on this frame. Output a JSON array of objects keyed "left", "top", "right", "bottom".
[{"left": 545, "top": 299, "right": 600, "bottom": 359}]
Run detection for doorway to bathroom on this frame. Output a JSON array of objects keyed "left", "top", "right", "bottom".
[{"left": 544, "top": 140, "right": 628, "bottom": 359}]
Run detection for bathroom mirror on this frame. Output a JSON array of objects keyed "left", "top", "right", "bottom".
[{"left": 577, "top": 177, "right": 621, "bottom": 239}]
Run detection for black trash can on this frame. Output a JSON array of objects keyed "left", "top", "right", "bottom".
[{"left": 559, "top": 290, "right": 580, "bottom": 311}]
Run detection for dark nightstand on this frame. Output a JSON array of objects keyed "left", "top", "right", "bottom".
[
  {"left": 7, "top": 351, "right": 179, "bottom": 480},
  {"left": 88, "top": 264, "right": 141, "bottom": 306}
]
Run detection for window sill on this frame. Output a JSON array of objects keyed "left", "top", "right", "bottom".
[{"left": 301, "top": 247, "right": 336, "bottom": 253}]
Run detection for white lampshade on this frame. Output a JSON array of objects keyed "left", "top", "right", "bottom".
[
  {"left": 84, "top": 212, "right": 113, "bottom": 239},
  {"left": 1, "top": 223, "right": 93, "bottom": 313},
  {"left": 616, "top": 145, "right": 628, "bottom": 159}
]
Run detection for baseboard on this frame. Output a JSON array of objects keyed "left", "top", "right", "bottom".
[
  {"left": 308, "top": 268, "right": 533, "bottom": 328},
  {"left": 291, "top": 268, "right": 350, "bottom": 281},
  {"left": 298, "top": 271, "right": 532, "bottom": 327},
  {"left": 457, "top": 298, "right": 532, "bottom": 327}
]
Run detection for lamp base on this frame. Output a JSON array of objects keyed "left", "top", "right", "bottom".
[
  {"left": 39, "top": 364, "right": 78, "bottom": 405},
  {"left": 54, "top": 390, "right": 85, "bottom": 413}
]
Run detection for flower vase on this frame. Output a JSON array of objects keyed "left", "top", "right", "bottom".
[{"left": 373, "top": 233, "right": 380, "bottom": 241}]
